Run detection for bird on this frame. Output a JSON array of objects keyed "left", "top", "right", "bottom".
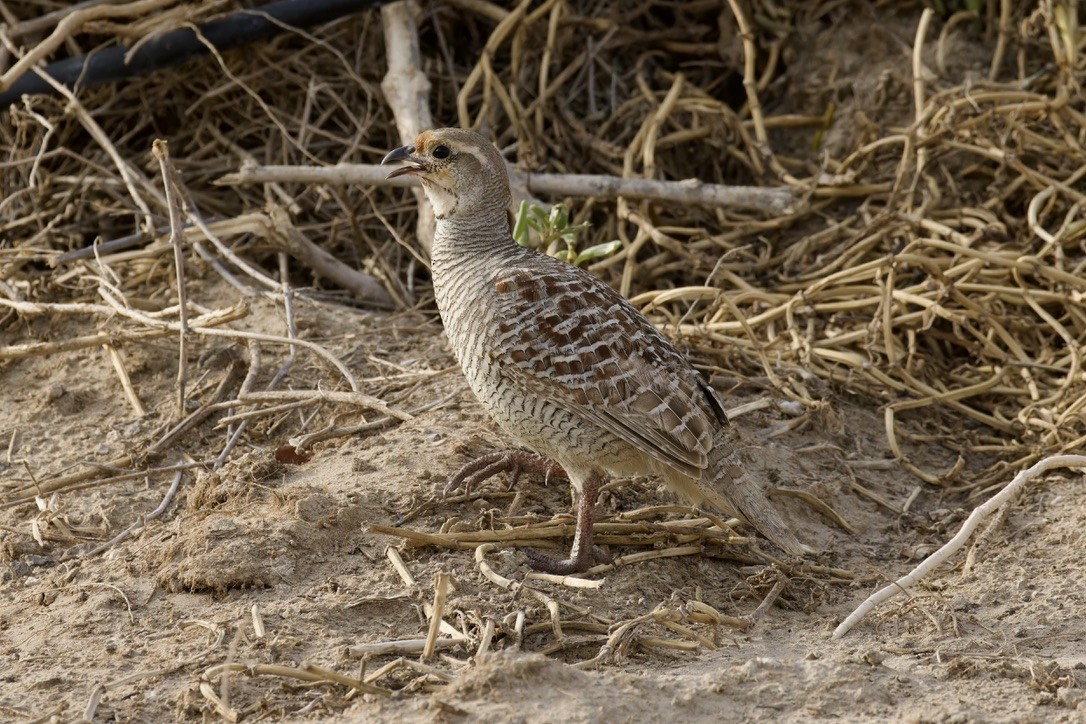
[{"left": 383, "top": 128, "right": 806, "bottom": 573}]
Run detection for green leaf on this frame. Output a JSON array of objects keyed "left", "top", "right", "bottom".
[
  {"left": 573, "top": 240, "right": 622, "bottom": 266},
  {"left": 549, "top": 204, "right": 569, "bottom": 231},
  {"left": 513, "top": 200, "right": 530, "bottom": 246},
  {"left": 561, "top": 224, "right": 590, "bottom": 242},
  {"left": 550, "top": 247, "right": 572, "bottom": 263},
  {"left": 530, "top": 205, "right": 549, "bottom": 225}
]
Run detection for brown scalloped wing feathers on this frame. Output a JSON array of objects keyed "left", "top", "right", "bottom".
[{"left": 490, "top": 264, "right": 724, "bottom": 478}]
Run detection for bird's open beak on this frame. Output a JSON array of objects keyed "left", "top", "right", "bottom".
[{"left": 382, "top": 145, "right": 427, "bottom": 179}]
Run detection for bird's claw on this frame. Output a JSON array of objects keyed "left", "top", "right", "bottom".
[
  {"left": 520, "top": 544, "right": 613, "bottom": 575},
  {"left": 443, "top": 450, "right": 568, "bottom": 497}
]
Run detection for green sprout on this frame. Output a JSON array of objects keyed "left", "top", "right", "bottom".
[{"left": 512, "top": 200, "right": 622, "bottom": 267}]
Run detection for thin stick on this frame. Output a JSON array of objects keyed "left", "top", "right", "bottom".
[
  {"left": 363, "top": 657, "right": 453, "bottom": 684},
  {"left": 386, "top": 546, "right": 417, "bottom": 588},
  {"left": 81, "top": 684, "right": 105, "bottom": 722},
  {"left": 582, "top": 545, "right": 702, "bottom": 575},
  {"left": 476, "top": 618, "right": 495, "bottom": 657},
  {"left": 523, "top": 571, "right": 606, "bottom": 590},
  {"left": 0, "top": 304, "right": 248, "bottom": 361},
  {"left": 103, "top": 343, "right": 146, "bottom": 417},
  {"left": 422, "top": 572, "right": 452, "bottom": 661},
  {"left": 251, "top": 604, "right": 265, "bottom": 639},
  {"left": 724, "top": 0, "right": 766, "bottom": 145},
  {"left": 152, "top": 139, "right": 190, "bottom": 417},
  {"left": 200, "top": 662, "right": 391, "bottom": 697},
  {"left": 443, "top": 0, "right": 507, "bottom": 22},
  {"left": 217, "top": 164, "right": 795, "bottom": 214},
  {"left": 234, "top": 390, "right": 410, "bottom": 421},
  {"left": 832, "top": 454, "right": 1086, "bottom": 639},
  {"left": 1, "top": 460, "right": 208, "bottom": 508},
  {"left": 347, "top": 637, "right": 461, "bottom": 657},
  {"left": 745, "top": 573, "right": 787, "bottom": 628},
  {"left": 7, "top": 0, "right": 123, "bottom": 39},
  {"left": 198, "top": 682, "right": 237, "bottom": 723},
  {"left": 475, "top": 542, "right": 519, "bottom": 589},
  {"left": 82, "top": 470, "right": 184, "bottom": 557},
  {"left": 988, "top": 0, "right": 1012, "bottom": 81},
  {"left": 214, "top": 399, "right": 313, "bottom": 427}
]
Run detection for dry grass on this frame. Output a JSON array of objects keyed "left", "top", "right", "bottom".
[{"left": 3, "top": 1, "right": 1083, "bottom": 495}]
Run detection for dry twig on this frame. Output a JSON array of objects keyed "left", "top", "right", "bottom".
[
  {"left": 833, "top": 454, "right": 1086, "bottom": 639},
  {"left": 381, "top": 0, "right": 436, "bottom": 253},
  {"left": 217, "top": 163, "right": 796, "bottom": 213}
]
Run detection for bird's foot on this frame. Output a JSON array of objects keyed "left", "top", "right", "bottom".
[
  {"left": 520, "top": 471, "right": 609, "bottom": 574},
  {"left": 443, "top": 450, "right": 568, "bottom": 496},
  {"left": 521, "top": 544, "right": 613, "bottom": 575}
]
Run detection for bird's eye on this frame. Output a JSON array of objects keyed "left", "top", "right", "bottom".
[{"left": 432, "top": 145, "right": 451, "bottom": 159}]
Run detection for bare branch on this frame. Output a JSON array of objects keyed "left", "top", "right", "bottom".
[
  {"left": 218, "top": 163, "right": 796, "bottom": 214},
  {"left": 381, "top": 0, "right": 436, "bottom": 253},
  {"left": 265, "top": 206, "right": 395, "bottom": 309}
]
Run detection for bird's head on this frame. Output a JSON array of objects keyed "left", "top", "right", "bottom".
[{"left": 382, "top": 128, "right": 511, "bottom": 220}]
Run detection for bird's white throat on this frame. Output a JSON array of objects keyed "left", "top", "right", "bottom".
[{"left": 422, "top": 180, "right": 459, "bottom": 219}]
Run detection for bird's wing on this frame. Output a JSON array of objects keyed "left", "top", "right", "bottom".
[{"left": 489, "top": 264, "right": 725, "bottom": 479}]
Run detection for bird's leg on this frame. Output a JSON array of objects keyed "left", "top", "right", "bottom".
[
  {"left": 443, "top": 450, "right": 568, "bottom": 496},
  {"left": 521, "top": 473, "right": 613, "bottom": 575}
]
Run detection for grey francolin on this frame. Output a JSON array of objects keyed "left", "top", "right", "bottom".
[{"left": 383, "top": 128, "right": 806, "bottom": 573}]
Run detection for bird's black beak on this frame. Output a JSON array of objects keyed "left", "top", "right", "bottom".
[{"left": 382, "top": 145, "right": 426, "bottom": 179}]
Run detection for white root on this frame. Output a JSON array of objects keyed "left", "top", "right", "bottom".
[{"left": 832, "top": 454, "right": 1086, "bottom": 639}]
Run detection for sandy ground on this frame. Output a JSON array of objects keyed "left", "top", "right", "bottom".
[
  {"left": 2, "top": 289, "right": 1084, "bottom": 723},
  {"left": 2, "top": 3, "right": 1085, "bottom": 722}
]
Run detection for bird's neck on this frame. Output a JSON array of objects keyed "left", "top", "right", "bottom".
[
  {"left": 430, "top": 207, "right": 518, "bottom": 269},
  {"left": 429, "top": 207, "right": 524, "bottom": 333}
]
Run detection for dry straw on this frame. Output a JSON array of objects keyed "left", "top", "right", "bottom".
[{"left": 3, "top": 0, "right": 1080, "bottom": 498}]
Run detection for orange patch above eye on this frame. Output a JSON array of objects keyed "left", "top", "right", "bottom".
[{"left": 413, "top": 130, "right": 432, "bottom": 151}]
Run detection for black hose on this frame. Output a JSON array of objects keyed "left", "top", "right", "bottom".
[{"left": 0, "top": 0, "right": 386, "bottom": 112}]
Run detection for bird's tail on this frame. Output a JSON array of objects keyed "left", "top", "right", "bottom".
[{"left": 701, "top": 428, "right": 809, "bottom": 557}]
